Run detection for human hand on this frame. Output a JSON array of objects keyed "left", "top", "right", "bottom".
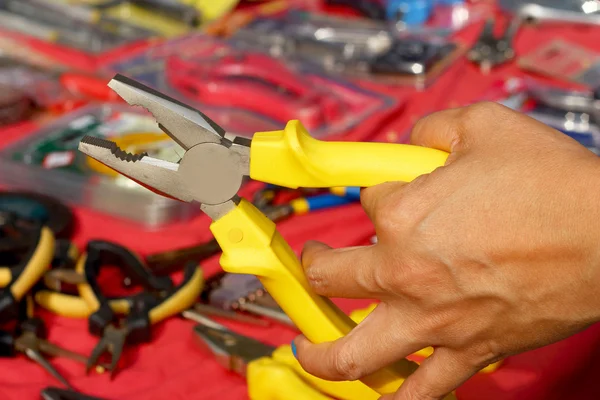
[{"left": 294, "top": 102, "right": 600, "bottom": 399}]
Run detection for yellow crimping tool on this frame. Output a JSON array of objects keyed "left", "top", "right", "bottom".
[{"left": 78, "top": 74, "right": 450, "bottom": 396}]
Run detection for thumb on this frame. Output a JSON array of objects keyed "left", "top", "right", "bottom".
[{"left": 390, "top": 348, "right": 477, "bottom": 400}]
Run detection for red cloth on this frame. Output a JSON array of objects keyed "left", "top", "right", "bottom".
[{"left": 3, "top": 4, "right": 600, "bottom": 400}]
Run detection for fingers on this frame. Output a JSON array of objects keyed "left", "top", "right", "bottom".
[
  {"left": 301, "top": 241, "right": 384, "bottom": 298},
  {"left": 294, "top": 304, "right": 425, "bottom": 381},
  {"left": 410, "top": 109, "right": 462, "bottom": 152},
  {"left": 390, "top": 348, "right": 478, "bottom": 400}
]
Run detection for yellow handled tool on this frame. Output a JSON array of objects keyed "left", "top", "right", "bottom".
[
  {"left": 194, "top": 323, "right": 378, "bottom": 400},
  {"left": 0, "top": 226, "right": 55, "bottom": 321},
  {"left": 78, "top": 74, "right": 450, "bottom": 395}
]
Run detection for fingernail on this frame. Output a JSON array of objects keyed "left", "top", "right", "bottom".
[{"left": 291, "top": 341, "right": 297, "bottom": 358}]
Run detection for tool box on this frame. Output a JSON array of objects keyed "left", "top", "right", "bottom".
[{"left": 0, "top": 104, "right": 198, "bottom": 228}]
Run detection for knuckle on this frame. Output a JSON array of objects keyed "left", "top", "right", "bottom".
[
  {"left": 331, "top": 346, "right": 362, "bottom": 380},
  {"left": 304, "top": 262, "right": 328, "bottom": 292}
]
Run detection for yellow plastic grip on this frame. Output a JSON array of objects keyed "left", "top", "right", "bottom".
[
  {"left": 148, "top": 267, "right": 204, "bottom": 324},
  {"left": 11, "top": 227, "right": 55, "bottom": 301},
  {"left": 272, "top": 345, "right": 379, "bottom": 400},
  {"left": 35, "top": 291, "right": 131, "bottom": 319},
  {"left": 76, "top": 254, "right": 101, "bottom": 311},
  {"left": 211, "top": 199, "right": 418, "bottom": 395},
  {"left": 247, "top": 357, "right": 333, "bottom": 400},
  {"left": 250, "top": 121, "right": 449, "bottom": 188},
  {"left": 0, "top": 269, "right": 12, "bottom": 287}
]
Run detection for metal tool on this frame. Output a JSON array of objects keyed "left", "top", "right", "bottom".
[
  {"left": 41, "top": 387, "right": 107, "bottom": 400},
  {"left": 76, "top": 241, "right": 202, "bottom": 377},
  {"left": 499, "top": 0, "right": 600, "bottom": 26},
  {"left": 78, "top": 74, "right": 450, "bottom": 395},
  {"left": 239, "top": 302, "right": 294, "bottom": 328},
  {"left": 194, "top": 322, "right": 379, "bottom": 400},
  {"left": 233, "top": 11, "right": 458, "bottom": 79},
  {"left": 183, "top": 304, "right": 269, "bottom": 327},
  {"left": 467, "top": 18, "right": 520, "bottom": 73},
  {"left": 1, "top": 317, "right": 105, "bottom": 389}
]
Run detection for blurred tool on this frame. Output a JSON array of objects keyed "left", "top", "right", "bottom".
[
  {"left": 386, "top": 0, "right": 464, "bottom": 26},
  {"left": 233, "top": 10, "right": 458, "bottom": 83},
  {"left": 499, "top": 0, "right": 600, "bottom": 26},
  {"left": 41, "top": 387, "right": 107, "bottom": 400},
  {"left": 468, "top": 18, "right": 520, "bottom": 74},
  {"left": 146, "top": 238, "right": 220, "bottom": 274},
  {"left": 0, "top": 192, "right": 74, "bottom": 238},
  {"left": 165, "top": 53, "right": 345, "bottom": 130},
  {"left": 0, "top": 0, "right": 155, "bottom": 52},
  {"left": 518, "top": 39, "right": 600, "bottom": 87},
  {"left": 91, "top": 0, "right": 201, "bottom": 26},
  {"left": 37, "top": 240, "right": 163, "bottom": 316},
  {"left": 76, "top": 241, "right": 202, "bottom": 376},
  {"left": 189, "top": 303, "right": 269, "bottom": 327},
  {"left": 330, "top": 186, "right": 361, "bottom": 201},
  {"left": 0, "top": 221, "right": 55, "bottom": 321},
  {"left": 525, "top": 82, "right": 600, "bottom": 151},
  {"left": 194, "top": 322, "right": 379, "bottom": 400},
  {"left": 0, "top": 84, "right": 34, "bottom": 126},
  {"left": 1, "top": 317, "right": 106, "bottom": 389},
  {"left": 78, "top": 74, "right": 450, "bottom": 395}
]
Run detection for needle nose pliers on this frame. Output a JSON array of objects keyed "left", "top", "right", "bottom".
[{"left": 78, "top": 74, "right": 451, "bottom": 396}]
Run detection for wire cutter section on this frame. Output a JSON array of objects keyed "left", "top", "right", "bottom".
[{"left": 79, "top": 74, "right": 451, "bottom": 395}]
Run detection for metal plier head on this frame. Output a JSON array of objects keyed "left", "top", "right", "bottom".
[
  {"left": 78, "top": 75, "right": 252, "bottom": 220},
  {"left": 193, "top": 324, "right": 275, "bottom": 377}
]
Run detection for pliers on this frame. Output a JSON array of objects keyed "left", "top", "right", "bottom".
[
  {"left": 76, "top": 240, "right": 203, "bottom": 377},
  {"left": 194, "top": 321, "right": 379, "bottom": 400},
  {"left": 1, "top": 316, "right": 105, "bottom": 390},
  {"left": 0, "top": 220, "right": 55, "bottom": 322},
  {"left": 78, "top": 74, "right": 449, "bottom": 395},
  {"left": 467, "top": 18, "right": 521, "bottom": 73},
  {"left": 36, "top": 239, "right": 172, "bottom": 319}
]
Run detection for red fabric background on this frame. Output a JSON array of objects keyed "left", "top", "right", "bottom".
[{"left": 2, "top": 2, "right": 600, "bottom": 399}]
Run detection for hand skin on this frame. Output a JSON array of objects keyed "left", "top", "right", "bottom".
[{"left": 293, "top": 102, "right": 600, "bottom": 399}]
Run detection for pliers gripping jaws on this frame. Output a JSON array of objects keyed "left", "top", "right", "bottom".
[{"left": 79, "top": 74, "right": 450, "bottom": 395}]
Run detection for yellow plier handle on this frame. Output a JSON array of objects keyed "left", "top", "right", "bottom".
[
  {"left": 212, "top": 121, "right": 452, "bottom": 396},
  {"left": 250, "top": 121, "right": 449, "bottom": 188},
  {"left": 248, "top": 357, "right": 333, "bottom": 400},
  {"left": 0, "top": 226, "right": 55, "bottom": 320}
]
